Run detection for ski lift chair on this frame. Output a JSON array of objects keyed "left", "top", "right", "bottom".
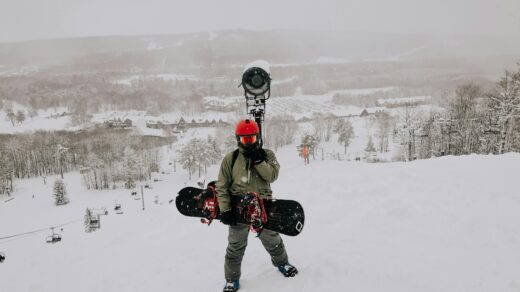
[
  {"left": 89, "top": 216, "right": 101, "bottom": 229},
  {"left": 46, "top": 228, "right": 62, "bottom": 244},
  {"left": 115, "top": 203, "right": 124, "bottom": 214},
  {"left": 0, "top": 252, "right": 5, "bottom": 263}
]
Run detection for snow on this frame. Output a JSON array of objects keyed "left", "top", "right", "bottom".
[
  {"left": 1, "top": 137, "right": 520, "bottom": 292},
  {"left": 0, "top": 105, "right": 71, "bottom": 134},
  {"left": 112, "top": 73, "right": 197, "bottom": 85},
  {"left": 203, "top": 95, "right": 242, "bottom": 107},
  {"left": 329, "top": 86, "right": 398, "bottom": 96},
  {"left": 378, "top": 96, "right": 432, "bottom": 106},
  {"left": 244, "top": 60, "right": 270, "bottom": 74},
  {"left": 271, "top": 76, "right": 298, "bottom": 85}
]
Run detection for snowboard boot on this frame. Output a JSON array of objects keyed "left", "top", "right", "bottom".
[
  {"left": 278, "top": 263, "right": 298, "bottom": 277},
  {"left": 223, "top": 279, "right": 240, "bottom": 292}
]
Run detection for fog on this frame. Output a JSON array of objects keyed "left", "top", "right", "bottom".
[{"left": 1, "top": 0, "right": 519, "bottom": 43}]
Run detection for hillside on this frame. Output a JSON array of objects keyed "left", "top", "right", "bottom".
[{"left": 1, "top": 144, "right": 519, "bottom": 292}]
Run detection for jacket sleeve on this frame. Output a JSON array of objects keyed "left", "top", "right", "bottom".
[
  {"left": 216, "top": 153, "right": 233, "bottom": 213},
  {"left": 254, "top": 149, "right": 280, "bottom": 183}
]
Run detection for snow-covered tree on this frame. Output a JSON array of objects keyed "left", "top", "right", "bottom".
[
  {"left": 365, "top": 136, "right": 376, "bottom": 153},
  {"left": 395, "top": 103, "right": 421, "bottom": 160},
  {"left": 179, "top": 141, "right": 196, "bottom": 180},
  {"left": 265, "top": 116, "right": 299, "bottom": 150},
  {"left": 5, "top": 108, "right": 15, "bottom": 126},
  {"left": 0, "top": 147, "right": 13, "bottom": 195},
  {"left": 447, "top": 83, "right": 483, "bottom": 155},
  {"left": 15, "top": 110, "right": 26, "bottom": 124},
  {"left": 124, "top": 177, "right": 136, "bottom": 189},
  {"left": 177, "top": 136, "right": 223, "bottom": 179},
  {"left": 487, "top": 66, "right": 520, "bottom": 154},
  {"left": 207, "top": 135, "right": 222, "bottom": 165},
  {"left": 333, "top": 119, "right": 355, "bottom": 154},
  {"left": 215, "top": 125, "right": 237, "bottom": 154},
  {"left": 53, "top": 178, "right": 69, "bottom": 205},
  {"left": 375, "top": 112, "right": 393, "bottom": 153},
  {"left": 298, "top": 134, "right": 319, "bottom": 160}
]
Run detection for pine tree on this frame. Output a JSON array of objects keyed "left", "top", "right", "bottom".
[{"left": 53, "top": 178, "right": 69, "bottom": 205}]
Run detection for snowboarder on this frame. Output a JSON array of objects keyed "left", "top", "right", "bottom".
[{"left": 216, "top": 119, "right": 298, "bottom": 292}]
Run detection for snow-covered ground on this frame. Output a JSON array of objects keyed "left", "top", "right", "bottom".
[
  {"left": 1, "top": 141, "right": 520, "bottom": 292},
  {"left": 0, "top": 105, "right": 71, "bottom": 134},
  {"left": 112, "top": 74, "right": 198, "bottom": 85}
]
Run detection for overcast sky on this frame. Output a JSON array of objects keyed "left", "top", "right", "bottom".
[{"left": 1, "top": 0, "right": 519, "bottom": 43}]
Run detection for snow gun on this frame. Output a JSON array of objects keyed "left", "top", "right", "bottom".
[{"left": 239, "top": 60, "right": 271, "bottom": 147}]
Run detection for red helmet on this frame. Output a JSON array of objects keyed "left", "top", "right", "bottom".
[
  {"left": 235, "top": 119, "right": 259, "bottom": 136},
  {"left": 235, "top": 119, "right": 259, "bottom": 145}
]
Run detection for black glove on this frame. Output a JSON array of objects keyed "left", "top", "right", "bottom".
[
  {"left": 244, "top": 147, "right": 267, "bottom": 165},
  {"left": 220, "top": 210, "right": 237, "bottom": 226}
]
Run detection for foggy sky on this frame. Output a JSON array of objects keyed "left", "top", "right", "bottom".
[{"left": 1, "top": 0, "right": 519, "bottom": 43}]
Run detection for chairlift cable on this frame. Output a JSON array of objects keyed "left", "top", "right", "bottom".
[{"left": 0, "top": 218, "right": 82, "bottom": 242}]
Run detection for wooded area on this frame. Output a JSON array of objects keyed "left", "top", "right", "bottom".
[{"left": 0, "top": 128, "right": 168, "bottom": 193}]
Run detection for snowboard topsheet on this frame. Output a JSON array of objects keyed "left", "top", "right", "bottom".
[{"left": 176, "top": 186, "right": 304, "bottom": 236}]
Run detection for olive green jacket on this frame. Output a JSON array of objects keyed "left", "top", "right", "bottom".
[{"left": 216, "top": 148, "right": 280, "bottom": 212}]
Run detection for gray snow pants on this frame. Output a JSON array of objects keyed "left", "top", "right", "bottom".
[{"left": 225, "top": 224, "right": 288, "bottom": 281}]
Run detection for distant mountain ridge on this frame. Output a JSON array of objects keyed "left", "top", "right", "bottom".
[{"left": 1, "top": 30, "right": 519, "bottom": 70}]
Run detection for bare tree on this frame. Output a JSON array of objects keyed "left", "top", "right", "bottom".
[
  {"left": 375, "top": 112, "right": 393, "bottom": 153},
  {"left": 447, "top": 83, "right": 483, "bottom": 155},
  {"left": 15, "top": 110, "right": 26, "bottom": 124},
  {"left": 311, "top": 113, "right": 326, "bottom": 142},
  {"left": 5, "top": 108, "right": 15, "bottom": 126},
  {"left": 264, "top": 116, "right": 298, "bottom": 150},
  {"left": 396, "top": 104, "right": 420, "bottom": 161}
]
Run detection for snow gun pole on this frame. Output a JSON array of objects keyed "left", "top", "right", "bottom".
[
  {"left": 141, "top": 185, "right": 145, "bottom": 211},
  {"left": 240, "top": 60, "right": 271, "bottom": 147}
]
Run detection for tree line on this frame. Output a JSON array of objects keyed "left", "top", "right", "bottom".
[
  {"left": 398, "top": 64, "right": 520, "bottom": 160},
  {"left": 0, "top": 128, "right": 168, "bottom": 193}
]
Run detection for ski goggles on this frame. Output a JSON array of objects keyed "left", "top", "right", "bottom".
[{"left": 238, "top": 135, "right": 257, "bottom": 145}]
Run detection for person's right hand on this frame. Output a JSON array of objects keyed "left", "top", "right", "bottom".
[
  {"left": 244, "top": 146, "right": 267, "bottom": 165},
  {"left": 220, "top": 210, "right": 237, "bottom": 225}
]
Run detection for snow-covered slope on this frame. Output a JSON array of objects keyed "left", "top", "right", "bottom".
[{"left": 1, "top": 147, "right": 519, "bottom": 292}]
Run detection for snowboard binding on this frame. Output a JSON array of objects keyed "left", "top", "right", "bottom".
[
  {"left": 236, "top": 192, "right": 267, "bottom": 234},
  {"left": 196, "top": 181, "right": 219, "bottom": 225}
]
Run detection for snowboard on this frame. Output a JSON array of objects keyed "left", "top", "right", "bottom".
[{"left": 176, "top": 186, "right": 305, "bottom": 236}]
